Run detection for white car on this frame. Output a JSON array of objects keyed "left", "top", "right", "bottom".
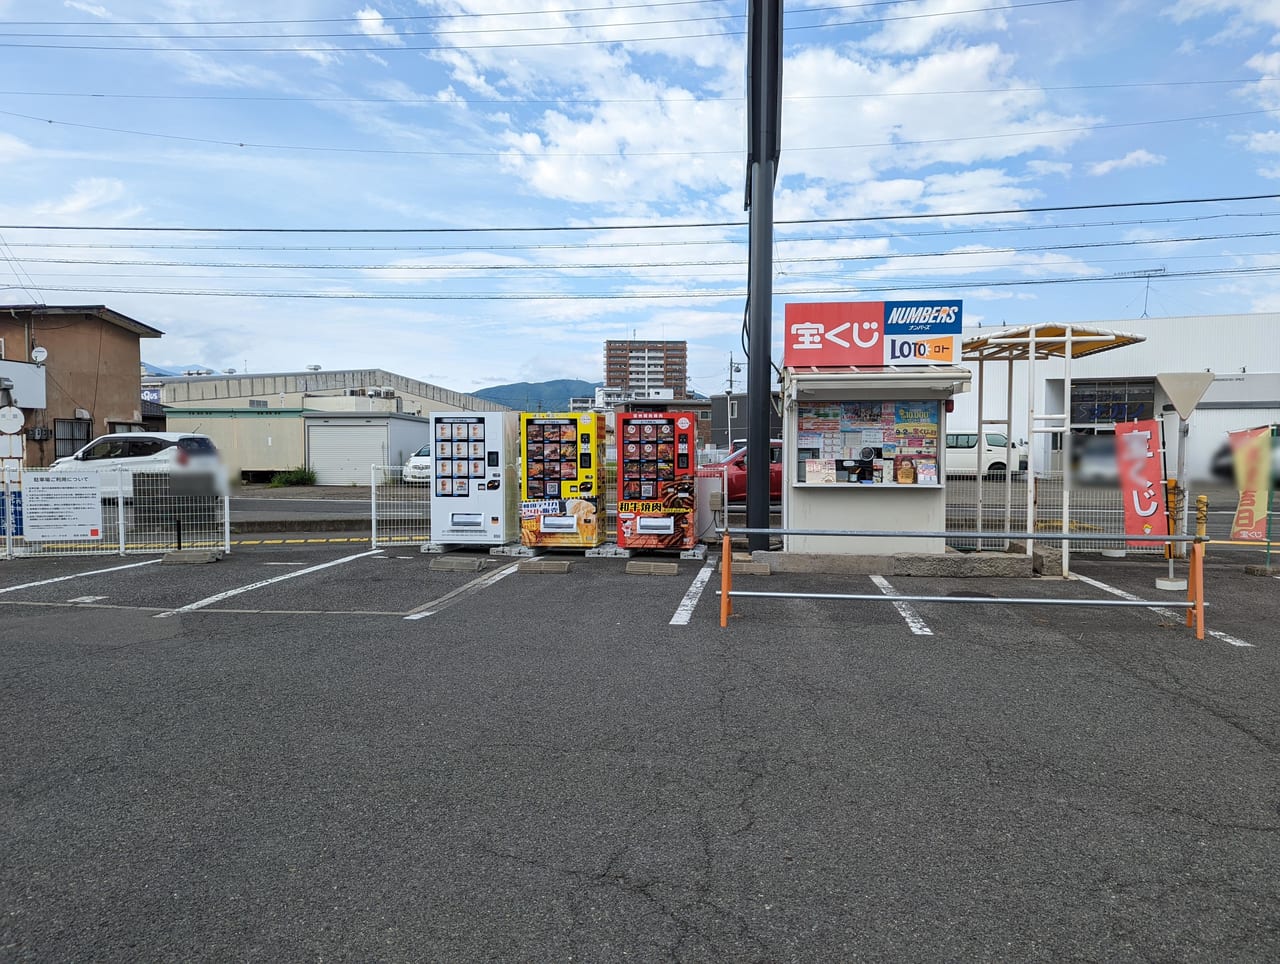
[
  {"left": 402, "top": 445, "right": 434, "bottom": 484},
  {"left": 944, "top": 432, "right": 1027, "bottom": 478},
  {"left": 48, "top": 432, "right": 223, "bottom": 499}
]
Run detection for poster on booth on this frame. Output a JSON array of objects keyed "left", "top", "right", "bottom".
[
  {"left": 616, "top": 411, "right": 698, "bottom": 550},
  {"left": 782, "top": 300, "right": 962, "bottom": 368},
  {"left": 1228, "top": 426, "right": 1273, "bottom": 542},
  {"left": 519, "top": 413, "right": 605, "bottom": 548},
  {"left": 1114, "top": 420, "right": 1169, "bottom": 548}
]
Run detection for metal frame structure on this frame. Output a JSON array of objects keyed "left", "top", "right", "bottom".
[{"left": 961, "top": 324, "right": 1145, "bottom": 576}]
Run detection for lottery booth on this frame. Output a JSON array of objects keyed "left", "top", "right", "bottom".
[{"left": 781, "top": 300, "right": 973, "bottom": 554}]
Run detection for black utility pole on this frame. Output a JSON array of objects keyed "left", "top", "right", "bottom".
[{"left": 745, "top": 0, "right": 782, "bottom": 551}]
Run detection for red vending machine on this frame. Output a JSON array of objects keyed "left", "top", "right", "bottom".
[{"left": 616, "top": 411, "right": 698, "bottom": 552}]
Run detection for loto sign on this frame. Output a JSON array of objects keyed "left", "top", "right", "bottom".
[{"left": 783, "top": 300, "right": 962, "bottom": 368}]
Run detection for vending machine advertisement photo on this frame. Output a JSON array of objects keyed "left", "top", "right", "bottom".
[
  {"left": 428, "top": 411, "right": 519, "bottom": 545},
  {"left": 519, "top": 412, "right": 606, "bottom": 549},
  {"left": 616, "top": 411, "right": 698, "bottom": 552}
]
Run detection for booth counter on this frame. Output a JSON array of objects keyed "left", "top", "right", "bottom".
[{"left": 781, "top": 365, "right": 972, "bottom": 553}]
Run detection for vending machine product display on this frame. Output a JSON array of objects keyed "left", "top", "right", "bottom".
[
  {"left": 428, "top": 411, "right": 519, "bottom": 545},
  {"left": 519, "top": 412, "right": 606, "bottom": 548},
  {"left": 616, "top": 411, "right": 698, "bottom": 551}
]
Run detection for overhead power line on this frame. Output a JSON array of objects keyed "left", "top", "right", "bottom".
[
  {"left": 25, "top": 264, "right": 1280, "bottom": 302},
  {"left": 0, "top": 0, "right": 1076, "bottom": 53},
  {"left": 2, "top": 104, "right": 1271, "bottom": 159},
  {"left": 13, "top": 229, "right": 1279, "bottom": 272},
  {"left": 6, "top": 210, "right": 1278, "bottom": 254},
  {"left": 2, "top": 192, "right": 1277, "bottom": 235},
  {"left": 0, "top": 77, "right": 1257, "bottom": 107}
]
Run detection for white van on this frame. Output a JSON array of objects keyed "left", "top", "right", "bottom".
[{"left": 944, "top": 432, "right": 1026, "bottom": 478}]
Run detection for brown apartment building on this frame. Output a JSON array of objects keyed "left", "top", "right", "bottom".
[
  {"left": 0, "top": 305, "right": 162, "bottom": 464},
  {"left": 603, "top": 340, "right": 688, "bottom": 398}
]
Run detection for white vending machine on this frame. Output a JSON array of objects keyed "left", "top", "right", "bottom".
[{"left": 428, "top": 411, "right": 520, "bottom": 546}]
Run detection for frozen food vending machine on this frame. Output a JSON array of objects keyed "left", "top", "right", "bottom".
[
  {"left": 519, "top": 412, "right": 606, "bottom": 549},
  {"left": 428, "top": 411, "right": 520, "bottom": 545},
  {"left": 616, "top": 411, "right": 698, "bottom": 551}
]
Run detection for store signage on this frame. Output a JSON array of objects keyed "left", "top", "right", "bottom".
[
  {"left": 1114, "top": 420, "right": 1168, "bottom": 548},
  {"left": 783, "top": 300, "right": 962, "bottom": 368},
  {"left": 1228, "top": 426, "right": 1273, "bottom": 542}
]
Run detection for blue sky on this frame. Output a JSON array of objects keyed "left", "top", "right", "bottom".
[{"left": 1, "top": 0, "right": 1279, "bottom": 397}]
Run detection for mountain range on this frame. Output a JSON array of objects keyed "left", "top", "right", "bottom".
[{"left": 471, "top": 379, "right": 601, "bottom": 411}]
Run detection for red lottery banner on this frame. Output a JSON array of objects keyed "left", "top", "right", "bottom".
[
  {"left": 1114, "top": 420, "right": 1168, "bottom": 548},
  {"left": 1228, "top": 426, "right": 1273, "bottom": 541}
]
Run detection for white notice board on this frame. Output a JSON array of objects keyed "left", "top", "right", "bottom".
[{"left": 24, "top": 474, "right": 104, "bottom": 540}]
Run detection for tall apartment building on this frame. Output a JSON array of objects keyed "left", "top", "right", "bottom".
[{"left": 603, "top": 340, "right": 688, "bottom": 398}]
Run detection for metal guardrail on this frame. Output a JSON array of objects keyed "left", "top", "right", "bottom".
[{"left": 717, "top": 527, "right": 1208, "bottom": 640}]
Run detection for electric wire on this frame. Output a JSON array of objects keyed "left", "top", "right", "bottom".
[{"left": 5, "top": 103, "right": 1266, "bottom": 159}]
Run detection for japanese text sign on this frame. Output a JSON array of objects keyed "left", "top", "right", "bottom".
[
  {"left": 783, "top": 300, "right": 962, "bottom": 368},
  {"left": 1114, "top": 420, "right": 1168, "bottom": 548}
]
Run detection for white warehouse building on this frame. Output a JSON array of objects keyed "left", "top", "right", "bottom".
[{"left": 950, "top": 311, "right": 1280, "bottom": 481}]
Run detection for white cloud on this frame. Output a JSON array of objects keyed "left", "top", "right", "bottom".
[
  {"left": 34, "top": 178, "right": 127, "bottom": 217},
  {"left": 355, "top": 7, "right": 405, "bottom": 47},
  {"left": 1087, "top": 150, "right": 1166, "bottom": 176},
  {"left": 63, "top": 0, "right": 109, "bottom": 16},
  {"left": 1027, "top": 160, "right": 1072, "bottom": 177},
  {"left": 0, "top": 133, "right": 33, "bottom": 164}
]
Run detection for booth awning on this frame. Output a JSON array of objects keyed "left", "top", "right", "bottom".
[
  {"left": 962, "top": 323, "right": 1144, "bottom": 362},
  {"left": 783, "top": 364, "right": 972, "bottom": 395}
]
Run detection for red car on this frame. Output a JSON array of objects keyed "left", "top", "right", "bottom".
[{"left": 703, "top": 440, "right": 784, "bottom": 502}]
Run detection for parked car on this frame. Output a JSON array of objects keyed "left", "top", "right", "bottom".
[
  {"left": 1210, "top": 439, "right": 1280, "bottom": 483},
  {"left": 402, "top": 444, "right": 434, "bottom": 484},
  {"left": 944, "top": 432, "right": 1027, "bottom": 478},
  {"left": 47, "top": 432, "right": 223, "bottom": 499},
  {"left": 702, "top": 439, "right": 784, "bottom": 502},
  {"left": 1071, "top": 434, "right": 1119, "bottom": 486}
]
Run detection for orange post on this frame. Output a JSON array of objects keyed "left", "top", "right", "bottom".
[
  {"left": 1187, "top": 542, "right": 1198, "bottom": 640},
  {"left": 720, "top": 531, "right": 733, "bottom": 627}
]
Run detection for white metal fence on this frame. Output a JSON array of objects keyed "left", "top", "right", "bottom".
[
  {"left": 369, "top": 465, "right": 432, "bottom": 547},
  {"left": 2, "top": 466, "right": 230, "bottom": 559},
  {"left": 943, "top": 470, "right": 1200, "bottom": 554}
]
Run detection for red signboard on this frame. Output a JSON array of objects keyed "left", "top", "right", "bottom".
[
  {"left": 1228, "top": 426, "right": 1273, "bottom": 542},
  {"left": 1114, "top": 420, "right": 1168, "bottom": 548}
]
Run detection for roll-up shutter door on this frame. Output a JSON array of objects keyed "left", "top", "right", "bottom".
[{"left": 307, "top": 423, "right": 388, "bottom": 484}]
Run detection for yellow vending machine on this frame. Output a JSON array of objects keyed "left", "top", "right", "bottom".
[{"left": 519, "top": 412, "right": 607, "bottom": 549}]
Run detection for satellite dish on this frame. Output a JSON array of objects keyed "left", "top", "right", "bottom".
[{"left": 30, "top": 347, "right": 48, "bottom": 365}]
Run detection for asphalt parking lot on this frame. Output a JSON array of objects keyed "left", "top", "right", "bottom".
[{"left": 3, "top": 538, "right": 1279, "bottom": 961}]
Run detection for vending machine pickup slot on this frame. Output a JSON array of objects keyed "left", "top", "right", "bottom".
[
  {"left": 540, "top": 515, "right": 578, "bottom": 533},
  {"left": 636, "top": 517, "right": 675, "bottom": 535},
  {"left": 449, "top": 512, "right": 484, "bottom": 528}
]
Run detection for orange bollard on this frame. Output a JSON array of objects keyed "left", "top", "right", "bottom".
[
  {"left": 1187, "top": 542, "right": 1198, "bottom": 640},
  {"left": 720, "top": 531, "right": 733, "bottom": 627}
]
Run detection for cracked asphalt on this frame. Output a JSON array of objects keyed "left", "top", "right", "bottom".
[{"left": 2, "top": 542, "right": 1279, "bottom": 962}]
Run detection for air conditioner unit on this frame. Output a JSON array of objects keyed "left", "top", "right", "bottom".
[{"left": 75, "top": 408, "right": 90, "bottom": 420}]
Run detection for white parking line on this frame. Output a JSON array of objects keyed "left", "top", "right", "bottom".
[
  {"left": 404, "top": 562, "right": 519, "bottom": 619},
  {"left": 670, "top": 562, "right": 715, "bottom": 625},
  {"left": 0, "top": 558, "right": 162, "bottom": 595},
  {"left": 870, "top": 574, "right": 934, "bottom": 635},
  {"left": 1073, "top": 572, "right": 1252, "bottom": 648},
  {"left": 154, "top": 549, "right": 384, "bottom": 618}
]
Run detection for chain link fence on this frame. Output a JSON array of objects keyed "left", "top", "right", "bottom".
[{"left": 2, "top": 466, "right": 230, "bottom": 559}]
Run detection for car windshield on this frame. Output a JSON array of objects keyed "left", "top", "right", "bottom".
[
  {"left": 178, "top": 437, "right": 217, "bottom": 454},
  {"left": 413, "top": 445, "right": 433, "bottom": 457}
]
